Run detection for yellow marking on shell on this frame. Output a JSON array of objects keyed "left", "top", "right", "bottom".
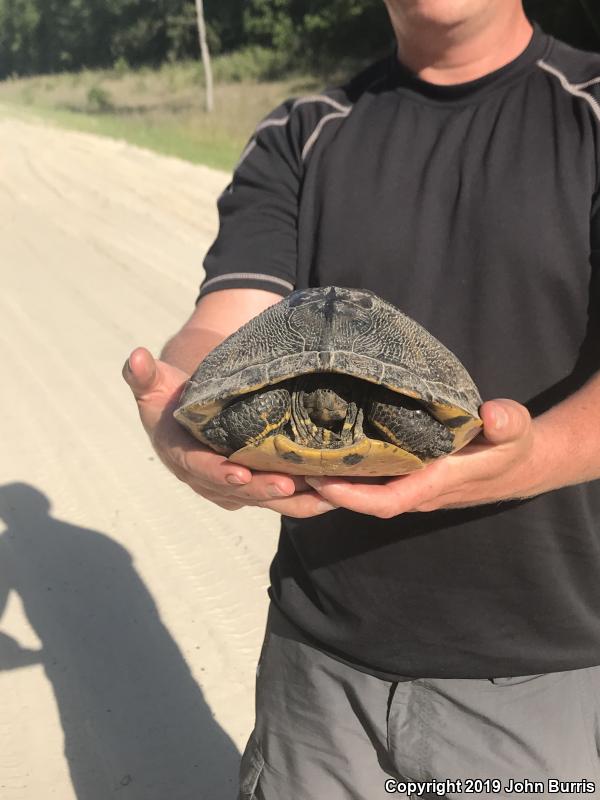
[
  {"left": 322, "top": 428, "right": 332, "bottom": 445},
  {"left": 176, "top": 379, "right": 481, "bottom": 437},
  {"left": 229, "top": 435, "right": 424, "bottom": 477},
  {"left": 429, "top": 403, "right": 483, "bottom": 450},
  {"left": 177, "top": 376, "right": 475, "bottom": 420},
  {"left": 453, "top": 419, "right": 483, "bottom": 450}
]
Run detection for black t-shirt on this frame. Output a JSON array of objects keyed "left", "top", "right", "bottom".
[{"left": 199, "top": 24, "right": 600, "bottom": 679}]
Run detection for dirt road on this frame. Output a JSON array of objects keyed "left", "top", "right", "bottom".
[{"left": 0, "top": 113, "right": 279, "bottom": 800}]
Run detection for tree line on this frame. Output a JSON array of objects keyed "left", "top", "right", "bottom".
[{"left": 1, "top": 0, "right": 599, "bottom": 81}]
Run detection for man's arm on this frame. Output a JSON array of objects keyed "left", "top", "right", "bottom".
[
  {"left": 123, "top": 288, "right": 336, "bottom": 517},
  {"left": 159, "top": 289, "right": 285, "bottom": 373},
  {"left": 306, "top": 373, "right": 600, "bottom": 518}
]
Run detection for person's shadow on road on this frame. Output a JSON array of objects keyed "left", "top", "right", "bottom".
[{"left": 0, "top": 482, "right": 240, "bottom": 800}]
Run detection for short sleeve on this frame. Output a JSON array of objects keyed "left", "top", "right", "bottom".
[{"left": 197, "top": 99, "right": 302, "bottom": 301}]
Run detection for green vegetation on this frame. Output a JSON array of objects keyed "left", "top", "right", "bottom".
[
  {"left": 0, "top": 0, "right": 599, "bottom": 171},
  {"left": 1, "top": 1, "right": 598, "bottom": 82},
  {"left": 0, "top": 59, "right": 320, "bottom": 170},
  {"left": 0, "top": 0, "right": 392, "bottom": 80},
  {"left": 87, "top": 85, "right": 114, "bottom": 113}
]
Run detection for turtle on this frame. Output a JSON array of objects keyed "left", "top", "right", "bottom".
[{"left": 174, "top": 286, "right": 483, "bottom": 476}]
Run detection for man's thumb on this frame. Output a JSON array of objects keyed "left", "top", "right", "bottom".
[
  {"left": 480, "top": 399, "right": 532, "bottom": 445},
  {"left": 122, "top": 347, "right": 158, "bottom": 398}
]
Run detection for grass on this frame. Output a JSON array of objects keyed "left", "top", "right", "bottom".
[{"left": 0, "top": 56, "right": 323, "bottom": 171}]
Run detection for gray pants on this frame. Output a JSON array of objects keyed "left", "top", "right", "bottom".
[{"left": 239, "top": 603, "right": 600, "bottom": 799}]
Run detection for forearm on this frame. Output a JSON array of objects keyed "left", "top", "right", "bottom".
[
  {"left": 529, "top": 370, "right": 600, "bottom": 494},
  {"left": 159, "top": 288, "right": 284, "bottom": 376},
  {"left": 160, "top": 326, "right": 226, "bottom": 376}
]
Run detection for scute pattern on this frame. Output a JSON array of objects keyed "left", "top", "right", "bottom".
[
  {"left": 174, "top": 287, "right": 483, "bottom": 475},
  {"left": 178, "top": 287, "right": 481, "bottom": 418}
]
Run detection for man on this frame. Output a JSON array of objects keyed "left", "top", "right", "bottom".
[{"left": 124, "top": 1, "right": 600, "bottom": 796}]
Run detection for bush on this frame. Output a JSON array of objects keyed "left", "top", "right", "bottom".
[
  {"left": 87, "top": 84, "right": 113, "bottom": 112},
  {"left": 212, "top": 46, "right": 290, "bottom": 83},
  {"left": 113, "top": 56, "right": 130, "bottom": 78}
]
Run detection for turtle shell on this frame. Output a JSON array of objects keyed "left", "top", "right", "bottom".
[{"left": 174, "top": 287, "right": 483, "bottom": 476}]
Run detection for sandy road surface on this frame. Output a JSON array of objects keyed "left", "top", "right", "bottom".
[{"left": 0, "top": 113, "right": 280, "bottom": 800}]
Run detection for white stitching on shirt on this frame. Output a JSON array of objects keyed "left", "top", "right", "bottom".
[
  {"left": 233, "top": 140, "right": 257, "bottom": 173},
  {"left": 234, "top": 94, "right": 353, "bottom": 172},
  {"left": 301, "top": 107, "right": 353, "bottom": 160},
  {"left": 200, "top": 273, "right": 295, "bottom": 293},
  {"left": 255, "top": 116, "right": 290, "bottom": 134},
  {"left": 297, "top": 75, "right": 389, "bottom": 161},
  {"left": 537, "top": 59, "right": 600, "bottom": 121},
  {"left": 249, "top": 96, "right": 352, "bottom": 141},
  {"left": 572, "top": 76, "right": 600, "bottom": 90},
  {"left": 292, "top": 94, "right": 352, "bottom": 115}
]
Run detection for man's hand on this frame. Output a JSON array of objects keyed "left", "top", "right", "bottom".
[
  {"left": 305, "top": 399, "right": 543, "bottom": 518},
  {"left": 123, "top": 347, "right": 335, "bottom": 518}
]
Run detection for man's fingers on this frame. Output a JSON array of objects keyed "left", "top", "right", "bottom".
[
  {"left": 178, "top": 447, "right": 254, "bottom": 489},
  {"left": 480, "top": 399, "right": 532, "bottom": 445},
  {"left": 305, "top": 462, "right": 450, "bottom": 518},
  {"left": 255, "top": 491, "right": 337, "bottom": 518},
  {"left": 180, "top": 448, "right": 307, "bottom": 498},
  {"left": 122, "top": 347, "right": 159, "bottom": 397},
  {"left": 122, "top": 347, "right": 325, "bottom": 508},
  {"left": 121, "top": 347, "right": 317, "bottom": 505},
  {"left": 305, "top": 476, "right": 412, "bottom": 518},
  {"left": 242, "top": 472, "right": 309, "bottom": 497},
  {"left": 196, "top": 487, "right": 335, "bottom": 518},
  {"left": 186, "top": 461, "right": 302, "bottom": 501},
  {"left": 184, "top": 461, "right": 334, "bottom": 513}
]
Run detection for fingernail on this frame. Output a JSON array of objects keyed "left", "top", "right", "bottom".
[
  {"left": 494, "top": 407, "right": 508, "bottom": 430},
  {"left": 305, "top": 477, "right": 324, "bottom": 489},
  {"left": 317, "top": 501, "right": 336, "bottom": 513},
  {"left": 268, "top": 484, "right": 289, "bottom": 498},
  {"left": 226, "top": 474, "right": 247, "bottom": 486}
]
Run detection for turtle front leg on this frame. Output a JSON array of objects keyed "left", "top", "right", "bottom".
[
  {"left": 340, "top": 402, "right": 365, "bottom": 445},
  {"left": 200, "top": 388, "right": 291, "bottom": 455},
  {"left": 367, "top": 393, "right": 454, "bottom": 460}
]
